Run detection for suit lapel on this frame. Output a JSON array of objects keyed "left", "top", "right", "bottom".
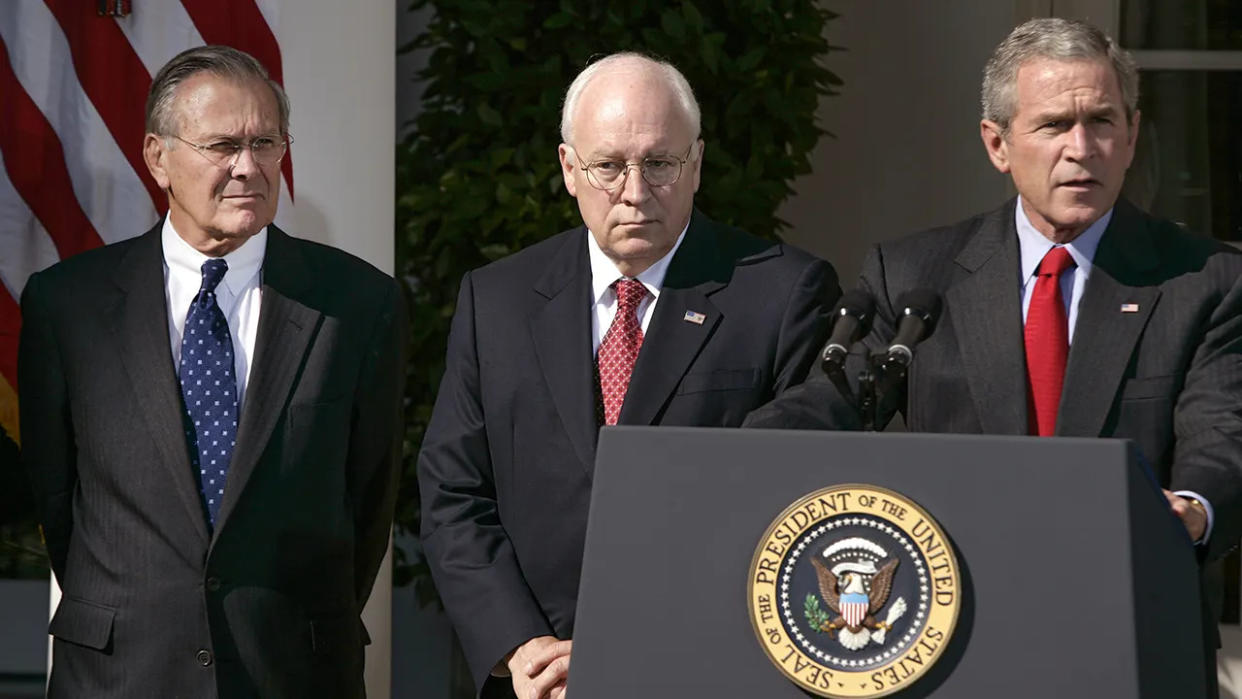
[
  {"left": 942, "top": 202, "right": 1029, "bottom": 435},
  {"left": 618, "top": 215, "right": 727, "bottom": 426},
  {"left": 214, "top": 227, "right": 322, "bottom": 534},
  {"left": 1057, "top": 200, "right": 1161, "bottom": 437},
  {"left": 111, "top": 225, "right": 211, "bottom": 546},
  {"left": 529, "top": 231, "right": 598, "bottom": 475}
]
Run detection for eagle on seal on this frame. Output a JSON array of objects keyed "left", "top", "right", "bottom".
[{"left": 811, "top": 555, "right": 906, "bottom": 650}]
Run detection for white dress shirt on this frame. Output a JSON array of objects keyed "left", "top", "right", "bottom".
[
  {"left": 162, "top": 218, "right": 265, "bottom": 411},
  {"left": 1014, "top": 197, "right": 1214, "bottom": 541},
  {"left": 586, "top": 222, "right": 689, "bottom": 355}
]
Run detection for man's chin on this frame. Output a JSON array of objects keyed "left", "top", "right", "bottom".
[{"left": 200, "top": 226, "right": 267, "bottom": 254}]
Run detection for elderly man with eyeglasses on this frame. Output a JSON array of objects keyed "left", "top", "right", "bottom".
[
  {"left": 20, "top": 45, "right": 405, "bottom": 698},
  {"left": 418, "top": 52, "right": 841, "bottom": 699}
]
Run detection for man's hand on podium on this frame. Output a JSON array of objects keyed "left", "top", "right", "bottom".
[
  {"left": 508, "top": 635, "right": 571, "bottom": 699},
  {"left": 1164, "top": 490, "right": 1208, "bottom": 543}
]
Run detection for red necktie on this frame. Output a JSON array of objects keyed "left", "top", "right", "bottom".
[
  {"left": 599, "top": 279, "right": 648, "bottom": 426},
  {"left": 1024, "top": 246, "right": 1076, "bottom": 436}
]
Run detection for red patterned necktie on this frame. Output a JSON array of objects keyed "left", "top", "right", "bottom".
[
  {"left": 598, "top": 279, "right": 648, "bottom": 426},
  {"left": 1024, "top": 246, "right": 1076, "bottom": 436}
]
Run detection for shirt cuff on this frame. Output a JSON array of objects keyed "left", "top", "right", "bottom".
[
  {"left": 1174, "top": 490, "right": 1214, "bottom": 544},
  {"left": 491, "top": 646, "right": 519, "bottom": 678}
]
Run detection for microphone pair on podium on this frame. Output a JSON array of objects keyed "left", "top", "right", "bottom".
[{"left": 818, "top": 289, "right": 942, "bottom": 430}]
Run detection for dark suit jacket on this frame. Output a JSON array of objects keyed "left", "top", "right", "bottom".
[
  {"left": 747, "top": 197, "right": 1242, "bottom": 560},
  {"left": 19, "top": 223, "right": 406, "bottom": 699},
  {"left": 417, "top": 211, "right": 840, "bottom": 695}
]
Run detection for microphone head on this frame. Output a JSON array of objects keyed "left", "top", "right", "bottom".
[
  {"left": 893, "top": 289, "right": 942, "bottom": 333},
  {"left": 833, "top": 289, "right": 877, "bottom": 336}
]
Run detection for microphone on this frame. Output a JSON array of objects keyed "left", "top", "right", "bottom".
[
  {"left": 884, "top": 290, "right": 942, "bottom": 368},
  {"left": 821, "top": 290, "right": 877, "bottom": 369}
]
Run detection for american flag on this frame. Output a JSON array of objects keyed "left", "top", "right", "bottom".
[{"left": 0, "top": 0, "right": 294, "bottom": 445}]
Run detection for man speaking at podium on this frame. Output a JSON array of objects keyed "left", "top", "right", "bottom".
[
  {"left": 418, "top": 53, "right": 840, "bottom": 698},
  {"left": 746, "top": 17, "right": 1242, "bottom": 688}
]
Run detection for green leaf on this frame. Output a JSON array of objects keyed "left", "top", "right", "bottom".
[
  {"left": 682, "top": 2, "right": 704, "bottom": 31},
  {"left": 660, "top": 8, "right": 685, "bottom": 39},
  {"left": 543, "top": 12, "right": 572, "bottom": 29},
  {"left": 476, "top": 102, "right": 503, "bottom": 126}
]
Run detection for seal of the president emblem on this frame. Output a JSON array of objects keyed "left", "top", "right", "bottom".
[{"left": 747, "top": 484, "right": 960, "bottom": 697}]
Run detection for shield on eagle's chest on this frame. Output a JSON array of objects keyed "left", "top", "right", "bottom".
[{"left": 840, "top": 592, "right": 868, "bottom": 628}]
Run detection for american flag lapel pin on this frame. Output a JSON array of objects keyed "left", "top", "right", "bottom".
[
  {"left": 1120, "top": 303, "right": 1139, "bottom": 313},
  {"left": 683, "top": 310, "right": 706, "bottom": 325}
]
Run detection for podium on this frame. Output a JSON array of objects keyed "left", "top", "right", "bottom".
[{"left": 567, "top": 427, "right": 1206, "bottom": 698}]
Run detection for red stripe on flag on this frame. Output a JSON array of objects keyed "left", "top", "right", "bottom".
[
  {"left": 43, "top": 0, "right": 166, "bottom": 215},
  {"left": 0, "top": 35, "right": 106, "bottom": 260},
  {"left": 0, "top": 282, "right": 21, "bottom": 392},
  {"left": 180, "top": 0, "right": 294, "bottom": 199}
]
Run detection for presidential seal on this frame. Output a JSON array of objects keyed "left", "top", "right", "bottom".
[{"left": 747, "top": 485, "right": 960, "bottom": 698}]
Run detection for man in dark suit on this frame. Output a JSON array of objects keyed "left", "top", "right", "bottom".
[
  {"left": 746, "top": 18, "right": 1242, "bottom": 692},
  {"left": 19, "top": 46, "right": 404, "bottom": 698},
  {"left": 418, "top": 53, "right": 840, "bottom": 699}
]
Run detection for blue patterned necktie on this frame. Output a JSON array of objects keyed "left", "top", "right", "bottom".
[{"left": 179, "top": 258, "right": 239, "bottom": 527}]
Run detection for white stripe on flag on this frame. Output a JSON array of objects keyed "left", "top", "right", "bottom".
[
  {"left": 111, "top": 1, "right": 206, "bottom": 78},
  {"left": 0, "top": 148, "right": 59, "bottom": 300},
  {"left": 253, "top": 0, "right": 282, "bottom": 36},
  {"left": 0, "top": 0, "right": 158, "bottom": 244}
]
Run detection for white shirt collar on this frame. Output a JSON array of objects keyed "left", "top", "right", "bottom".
[
  {"left": 586, "top": 219, "right": 690, "bottom": 304},
  {"left": 1015, "top": 195, "right": 1110, "bottom": 282},
  {"left": 161, "top": 217, "right": 267, "bottom": 294}
]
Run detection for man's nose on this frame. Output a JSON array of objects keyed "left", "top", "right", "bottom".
[
  {"left": 618, "top": 163, "right": 650, "bottom": 203},
  {"left": 1064, "top": 123, "right": 1096, "bottom": 160},
  {"left": 228, "top": 145, "right": 260, "bottom": 177}
]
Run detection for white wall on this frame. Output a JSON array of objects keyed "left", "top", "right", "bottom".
[
  {"left": 282, "top": 1, "right": 394, "bottom": 269},
  {"left": 779, "top": 1, "right": 1023, "bottom": 283}
]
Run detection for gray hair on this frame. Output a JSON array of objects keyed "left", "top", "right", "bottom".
[
  {"left": 559, "top": 52, "right": 701, "bottom": 146},
  {"left": 981, "top": 18, "right": 1138, "bottom": 133},
  {"left": 146, "top": 45, "right": 290, "bottom": 136}
]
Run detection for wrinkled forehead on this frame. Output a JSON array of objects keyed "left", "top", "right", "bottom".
[
  {"left": 1013, "top": 57, "right": 1124, "bottom": 105},
  {"left": 572, "top": 68, "right": 695, "bottom": 152},
  {"left": 171, "top": 73, "right": 281, "bottom": 135}
]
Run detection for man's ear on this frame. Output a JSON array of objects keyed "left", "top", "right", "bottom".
[
  {"left": 689, "top": 140, "right": 704, "bottom": 194},
  {"left": 980, "top": 120, "right": 1011, "bottom": 174},
  {"left": 143, "top": 133, "right": 171, "bottom": 189},
  {"left": 557, "top": 144, "right": 578, "bottom": 197},
  {"left": 1123, "top": 109, "right": 1141, "bottom": 168}
]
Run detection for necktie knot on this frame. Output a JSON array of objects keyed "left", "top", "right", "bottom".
[
  {"left": 199, "top": 258, "right": 228, "bottom": 295},
  {"left": 1037, "top": 246, "right": 1076, "bottom": 278},
  {"left": 613, "top": 279, "right": 648, "bottom": 312}
]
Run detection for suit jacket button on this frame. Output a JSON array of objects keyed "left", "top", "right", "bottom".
[
  {"left": 206, "top": 577, "right": 221, "bottom": 592},
  {"left": 197, "top": 649, "right": 213, "bottom": 667}
]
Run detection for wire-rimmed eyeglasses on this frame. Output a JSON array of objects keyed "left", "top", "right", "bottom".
[
  {"left": 173, "top": 133, "right": 292, "bottom": 169},
  {"left": 575, "top": 142, "right": 697, "bottom": 190}
]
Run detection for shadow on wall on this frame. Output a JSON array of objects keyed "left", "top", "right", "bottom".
[
  {"left": 0, "top": 578, "right": 49, "bottom": 698},
  {"left": 1220, "top": 625, "right": 1242, "bottom": 699}
]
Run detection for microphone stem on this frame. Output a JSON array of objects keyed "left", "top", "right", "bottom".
[{"left": 857, "top": 348, "right": 878, "bottom": 431}]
